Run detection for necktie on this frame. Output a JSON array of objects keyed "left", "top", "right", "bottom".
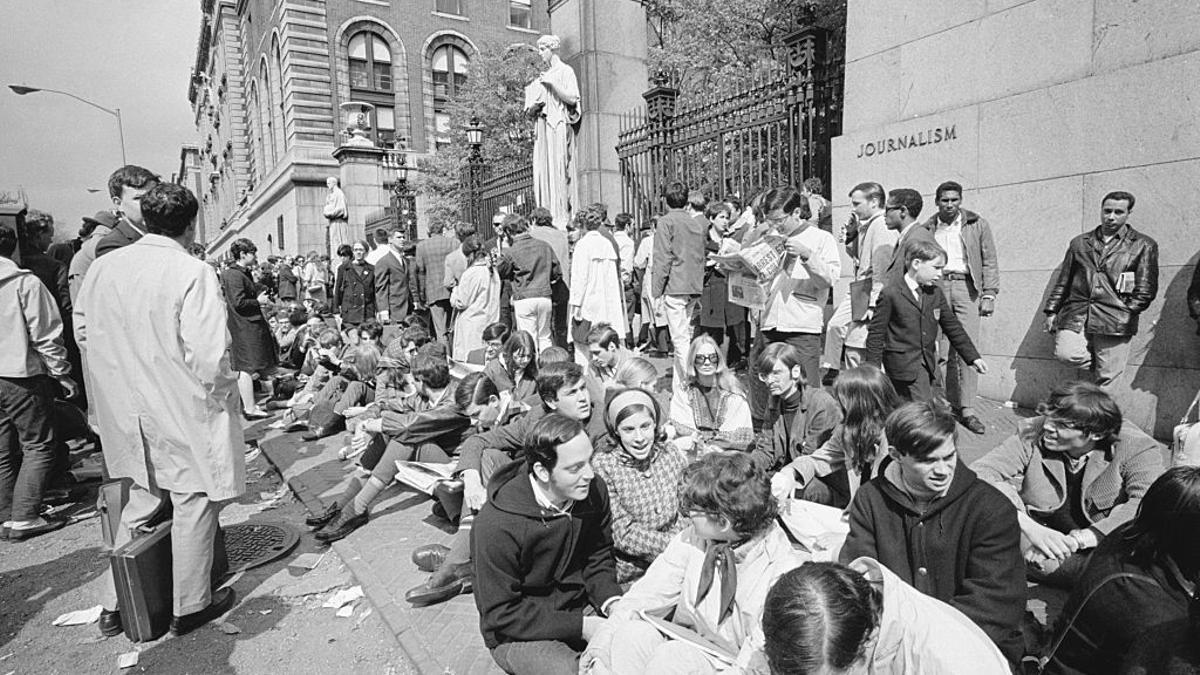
[{"left": 696, "top": 541, "right": 738, "bottom": 624}]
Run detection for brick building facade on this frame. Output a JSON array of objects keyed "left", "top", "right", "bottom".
[{"left": 188, "top": 0, "right": 548, "bottom": 257}]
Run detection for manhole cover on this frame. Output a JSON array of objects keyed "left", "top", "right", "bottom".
[{"left": 223, "top": 522, "right": 299, "bottom": 573}]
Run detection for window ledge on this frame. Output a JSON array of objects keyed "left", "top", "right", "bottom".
[
  {"left": 431, "top": 11, "right": 469, "bottom": 22},
  {"left": 507, "top": 25, "right": 538, "bottom": 34},
  {"left": 353, "top": 0, "right": 390, "bottom": 6}
]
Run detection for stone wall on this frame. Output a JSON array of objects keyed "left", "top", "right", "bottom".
[{"left": 831, "top": 0, "right": 1200, "bottom": 436}]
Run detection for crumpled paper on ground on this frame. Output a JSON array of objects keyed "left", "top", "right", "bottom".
[
  {"left": 322, "top": 586, "right": 364, "bottom": 609},
  {"left": 52, "top": 605, "right": 102, "bottom": 627}
]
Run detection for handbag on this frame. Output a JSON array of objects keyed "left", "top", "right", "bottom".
[{"left": 1172, "top": 389, "right": 1200, "bottom": 467}]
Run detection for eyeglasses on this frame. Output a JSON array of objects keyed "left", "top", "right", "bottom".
[
  {"left": 693, "top": 353, "right": 720, "bottom": 365},
  {"left": 1042, "top": 416, "right": 1082, "bottom": 431}
]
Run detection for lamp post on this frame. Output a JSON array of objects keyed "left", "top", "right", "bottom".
[
  {"left": 9, "top": 85, "right": 127, "bottom": 165},
  {"left": 391, "top": 150, "right": 417, "bottom": 242},
  {"left": 463, "top": 116, "right": 485, "bottom": 231}
]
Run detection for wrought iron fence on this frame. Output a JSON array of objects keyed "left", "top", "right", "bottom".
[
  {"left": 473, "top": 163, "right": 534, "bottom": 241},
  {"left": 616, "top": 27, "right": 843, "bottom": 223}
]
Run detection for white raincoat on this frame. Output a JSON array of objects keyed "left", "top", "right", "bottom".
[{"left": 75, "top": 234, "right": 245, "bottom": 501}]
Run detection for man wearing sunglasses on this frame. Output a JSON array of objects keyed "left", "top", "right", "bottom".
[{"left": 972, "top": 381, "right": 1163, "bottom": 586}]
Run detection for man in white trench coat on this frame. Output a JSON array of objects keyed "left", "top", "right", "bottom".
[{"left": 76, "top": 182, "right": 245, "bottom": 637}]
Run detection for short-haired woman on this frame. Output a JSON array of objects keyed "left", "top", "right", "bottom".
[
  {"left": 592, "top": 388, "right": 689, "bottom": 585},
  {"left": 583, "top": 452, "right": 807, "bottom": 673}
]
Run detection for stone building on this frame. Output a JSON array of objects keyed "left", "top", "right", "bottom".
[
  {"left": 188, "top": 0, "right": 549, "bottom": 258},
  {"left": 830, "top": 0, "right": 1200, "bottom": 436}
]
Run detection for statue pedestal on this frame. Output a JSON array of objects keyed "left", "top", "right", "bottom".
[
  {"left": 549, "top": 0, "right": 648, "bottom": 215},
  {"left": 331, "top": 145, "right": 385, "bottom": 252}
]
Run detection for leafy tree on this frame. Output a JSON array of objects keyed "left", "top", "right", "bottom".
[
  {"left": 639, "top": 0, "right": 845, "bottom": 103},
  {"left": 415, "top": 40, "right": 541, "bottom": 231}
]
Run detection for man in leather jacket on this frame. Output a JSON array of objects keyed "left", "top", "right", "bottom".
[{"left": 1043, "top": 191, "right": 1158, "bottom": 386}]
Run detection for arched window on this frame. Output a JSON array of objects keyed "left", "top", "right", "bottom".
[
  {"left": 349, "top": 31, "right": 395, "bottom": 145},
  {"left": 273, "top": 36, "right": 288, "bottom": 152},
  {"left": 260, "top": 63, "right": 277, "bottom": 166},
  {"left": 431, "top": 44, "right": 468, "bottom": 148},
  {"left": 349, "top": 32, "right": 392, "bottom": 93},
  {"left": 246, "top": 81, "right": 264, "bottom": 184}
]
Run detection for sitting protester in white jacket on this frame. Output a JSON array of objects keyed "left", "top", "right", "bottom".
[
  {"left": 583, "top": 452, "right": 807, "bottom": 674},
  {"left": 761, "top": 557, "right": 1011, "bottom": 675}
]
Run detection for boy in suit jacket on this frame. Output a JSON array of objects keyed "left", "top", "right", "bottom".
[{"left": 866, "top": 237, "right": 987, "bottom": 402}]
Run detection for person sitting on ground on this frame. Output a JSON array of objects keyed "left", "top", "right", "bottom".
[
  {"left": 865, "top": 236, "right": 988, "bottom": 403},
  {"left": 309, "top": 366, "right": 501, "bottom": 544},
  {"left": 463, "top": 321, "right": 509, "bottom": 366},
  {"left": 405, "top": 361, "right": 604, "bottom": 606},
  {"left": 749, "top": 343, "right": 843, "bottom": 499},
  {"left": 538, "top": 345, "right": 571, "bottom": 367},
  {"left": 583, "top": 452, "right": 807, "bottom": 674},
  {"left": 383, "top": 323, "right": 431, "bottom": 368},
  {"left": 973, "top": 381, "right": 1164, "bottom": 586},
  {"left": 840, "top": 400, "right": 1025, "bottom": 665},
  {"left": 770, "top": 363, "right": 901, "bottom": 509},
  {"left": 1119, "top": 594, "right": 1200, "bottom": 675},
  {"left": 670, "top": 334, "right": 754, "bottom": 454},
  {"left": 474, "top": 413, "right": 621, "bottom": 675},
  {"left": 592, "top": 387, "right": 690, "bottom": 585},
  {"left": 294, "top": 342, "right": 382, "bottom": 441},
  {"left": 613, "top": 356, "right": 659, "bottom": 392},
  {"left": 1041, "top": 466, "right": 1200, "bottom": 675},
  {"left": 761, "top": 559, "right": 1011, "bottom": 675},
  {"left": 584, "top": 322, "right": 629, "bottom": 405},
  {"left": 483, "top": 329, "right": 540, "bottom": 408}
]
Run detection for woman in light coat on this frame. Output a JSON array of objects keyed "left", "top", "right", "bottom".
[{"left": 450, "top": 236, "right": 500, "bottom": 360}]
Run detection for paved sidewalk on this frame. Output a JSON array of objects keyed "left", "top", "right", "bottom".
[{"left": 255, "top": 361, "right": 1048, "bottom": 674}]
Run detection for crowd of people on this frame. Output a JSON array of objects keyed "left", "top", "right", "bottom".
[{"left": 2, "top": 161, "right": 1199, "bottom": 674}]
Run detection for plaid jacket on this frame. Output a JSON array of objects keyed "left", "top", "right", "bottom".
[{"left": 414, "top": 234, "right": 459, "bottom": 304}]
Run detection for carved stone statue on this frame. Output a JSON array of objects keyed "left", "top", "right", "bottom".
[
  {"left": 324, "top": 176, "right": 351, "bottom": 254},
  {"left": 524, "top": 35, "right": 580, "bottom": 231}
]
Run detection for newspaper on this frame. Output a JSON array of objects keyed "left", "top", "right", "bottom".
[
  {"left": 711, "top": 233, "right": 788, "bottom": 280},
  {"left": 637, "top": 610, "right": 737, "bottom": 665},
  {"left": 727, "top": 271, "right": 768, "bottom": 311},
  {"left": 392, "top": 461, "right": 455, "bottom": 495},
  {"left": 777, "top": 499, "right": 850, "bottom": 562}
]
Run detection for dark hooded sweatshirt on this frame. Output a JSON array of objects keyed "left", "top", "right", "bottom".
[
  {"left": 472, "top": 460, "right": 622, "bottom": 650},
  {"left": 840, "top": 459, "right": 1025, "bottom": 664}
]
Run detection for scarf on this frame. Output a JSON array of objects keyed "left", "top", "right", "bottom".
[{"left": 696, "top": 539, "right": 744, "bottom": 624}]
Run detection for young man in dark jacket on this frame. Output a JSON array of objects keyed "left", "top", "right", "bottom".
[
  {"left": 1044, "top": 190, "right": 1158, "bottom": 387},
  {"left": 406, "top": 361, "right": 605, "bottom": 605},
  {"left": 497, "top": 213, "right": 560, "bottom": 354},
  {"left": 473, "top": 413, "right": 622, "bottom": 675},
  {"left": 840, "top": 400, "right": 1025, "bottom": 665}
]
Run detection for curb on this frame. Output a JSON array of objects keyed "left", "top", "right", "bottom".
[{"left": 257, "top": 440, "right": 445, "bottom": 675}]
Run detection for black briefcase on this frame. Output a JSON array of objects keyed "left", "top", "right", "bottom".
[{"left": 109, "top": 522, "right": 229, "bottom": 642}]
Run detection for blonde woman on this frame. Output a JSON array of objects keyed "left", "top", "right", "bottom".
[{"left": 669, "top": 334, "right": 754, "bottom": 453}]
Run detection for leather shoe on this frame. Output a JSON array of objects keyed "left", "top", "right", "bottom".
[
  {"left": 411, "top": 543, "right": 450, "bottom": 573},
  {"left": 99, "top": 608, "right": 123, "bottom": 637},
  {"left": 169, "top": 587, "right": 236, "bottom": 636},
  {"left": 960, "top": 414, "right": 987, "bottom": 435},
  {"left": 7, "top": 517, "right": 66, "bottom": 541},
  {"left": 405, "top": 564, "right": 473, "bottom": 606},
  {"left": 314, "top": 510, "right": 368, "bottom": 544},
  {"left": 304, "top": 501, "right": 340, "bottom": 529},
  {"left": 301, "top": 421, "right": 343, "bottom": 442}
]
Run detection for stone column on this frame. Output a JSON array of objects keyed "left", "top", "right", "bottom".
[
  {"left": 331, "top": 145, "right": 385, "bottom": 252},
  {"left": 548, "top": 0, "right": 648, "bottom": 212}
]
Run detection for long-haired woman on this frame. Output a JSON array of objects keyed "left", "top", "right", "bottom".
[
  {"left": 669, "top": 334, "right": 754, "bottom": 454},
  {"left": 483, "top": 329, "right": 539, "bottom": 408},
  {"left": 771, "top": 364, "right": 901, "bottom": 508},
  {"left": 1044, "top": 466, "right": 1200, "bottom": 675}
]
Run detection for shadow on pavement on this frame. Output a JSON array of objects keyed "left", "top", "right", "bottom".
[{"left": 0, "top": 545, "right": 109, "bottom": 651}]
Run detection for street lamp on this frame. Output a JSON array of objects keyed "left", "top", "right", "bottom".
[
  {"left": 465, "top": 115, "right": 484, "bottom": 152},
  {"left": 391, "top": 150, "right": 417, "bottom": 242},
  {"left": 462, "top": 116, "right": 486, "bottom": 231},
  {"left": 9, "top": 84, "right": 127, "bottom": 165}
]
